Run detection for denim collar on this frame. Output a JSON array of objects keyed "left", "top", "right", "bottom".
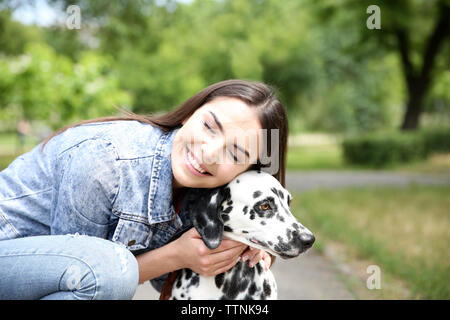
[{"left": 147, "top": 127, "right": 181, "bottom": 226}]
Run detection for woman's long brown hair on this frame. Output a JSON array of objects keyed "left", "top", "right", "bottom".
[{"left": 41, "top": 79, "right": 288, "bottom": 187}]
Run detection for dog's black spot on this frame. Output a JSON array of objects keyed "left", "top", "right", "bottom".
[
  {"left": 184, "top": 269, "right": 192, "bottom": 280},
  {"left": 276, "top": 191, "right": 292, "bottom": 218},
  {"left": 294, "top": 223, "right": 305, "bottom": 230},
  {"left": 221, "top": 187, "right": 231, "bottom": 202},
  {"left": 243, "top": 263, "right": 256, "bottom": 279},
  {"left": 236, "top": 179, "right": 240, "bottom": 183},
  {"left": 222, "top": 206, "right": 233, "bottom": 214},
  {"left": 189, "top": 274, "right": 200, "bottom": 287},
  {"left": 181, "top": 293, "right": 184, "bottom": 298},
  {"left": 215, "top": 273, "right": 225, "bottom": 289},
  {"left": 227, "top": 200, "right": 233, "bottom": 206},
  {"left": 255, "top": 262, "right": 263, "bottom": 275},
  {"left": 221, "top": 262, "right": 250, "bottom": 299},
  {"left": 260, "top": 221, "right": 266, "bottom": 225},
  {"left": 270, "top": 187, "right": 278, "bottom": 196},
  {"left": 268, "top": 241, "right": 273, "bottom": 246},
  {"left": 242, "top": 230, "right": 249, "bottom": 234},
  {"left": 248, "top": 283, "right": 258, "bottom": 296},
  {"left": 176, "top": 277, "right": 182, "bottom": 288},
  {"left": 224, "top": 225, "right": 233, "bottom": 232},
  {"left": 259, "top": 240, "right": 268, "bottom": 247},
  {"left": 274, "top": 236, "right": 293, "bottom": 255},
  {"left": 253, "top": 191, "right": 262, "bottom": 198},
  {"left": 263, "top": 280, "right": 272, "bottom": 296},
  {"left": 276, "top": 214, "right": 285, "bottom": 222},
  {"left": 221, "top": 214, "right": 230, "bottom": 222},
  {"left": 270, "top": 187, "right": 284, "bottom": 199},
  {"left": 243, "top": 205, "right": 248, "bottom": 215}
]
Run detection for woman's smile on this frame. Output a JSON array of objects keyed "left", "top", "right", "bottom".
[{"left": 184, "top": 145, "right": 212, "bottom": 177}]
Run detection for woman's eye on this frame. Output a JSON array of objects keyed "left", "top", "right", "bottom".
[
  {"left": 203, "top": 121, "right": 216, "bottom": 134},
  {"left": 228, "top": 150, "right": 239, "bottom": 162},
  {"left": 260, "top": 203, "right": 270, "bottom": 211}
]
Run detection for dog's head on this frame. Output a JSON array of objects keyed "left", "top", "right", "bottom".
[{"left": 185, "top": 170, "right": 315, "bottom": 258}]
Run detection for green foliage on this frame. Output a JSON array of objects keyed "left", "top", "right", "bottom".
[
  {"left": 0, "top": 0, "right": 449, "bottom": 133},
  {"left": 0, "top": 42, "right": 133, "bottom": 129},
  {"left": 342, "top": 131, "right": 429, "bottom": 167},
  {"left": 0, "top": 10, "right": 43, "bottom": 55}
]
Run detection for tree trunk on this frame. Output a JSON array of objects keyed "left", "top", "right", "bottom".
[
  {"left": 398, "top": 3, "right": 450, "bottom": 131},
  {"left": 401, "top": 87, "right": 425, "bottom": 130}
]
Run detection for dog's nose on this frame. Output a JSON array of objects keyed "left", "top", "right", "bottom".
[{"left": 299, "top": 233, "right": 315, "bottom": 249}]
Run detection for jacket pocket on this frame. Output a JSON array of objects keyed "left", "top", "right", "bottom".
[{"left": 112, "top": 217, "right": 152, "bottom": 251}]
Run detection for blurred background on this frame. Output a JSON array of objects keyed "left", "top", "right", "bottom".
[{"left": 0, "top": 0, "right": 449, "bottom": 299}]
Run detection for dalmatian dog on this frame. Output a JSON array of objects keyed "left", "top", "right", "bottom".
[{"left": 169, "top": 170, "right": 315, "bottom": 300}]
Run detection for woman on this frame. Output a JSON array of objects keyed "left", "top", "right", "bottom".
[{"left": 0, "top": 79, "right": 288, "bottom": 300}]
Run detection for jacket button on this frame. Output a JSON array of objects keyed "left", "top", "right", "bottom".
[{"left": 127, "top": 240, "right": 136, "bottom": 246}]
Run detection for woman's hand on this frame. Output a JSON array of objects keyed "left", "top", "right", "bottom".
[
  {"left": 136, "top": 227, "right": 272, "bottom": 283},
  {"left": 174, "top": 227, "right": 247, "bottom": 277},
  {"left": 240, "top": 247, "right": 272, "bottom": 271}
]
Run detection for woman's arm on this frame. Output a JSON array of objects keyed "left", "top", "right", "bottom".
[
  {"left": 136, "top": 228, "right": 247, "bottom": 284},
  {"left": 136, "top": 228, "right": 274, "bottom": 283},
  {"left": 135, "top": 236, "right": 183, "bottom": 284}
]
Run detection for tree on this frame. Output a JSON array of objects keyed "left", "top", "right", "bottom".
[
  {"left": 395, "top": 2, "right": 450, "bottom": 129},
  {"left": 0, "top": 9, "right": 42, "bottom": 55},
  {"left": 313, "top": 0, "right": 450, "bottom": 130}
]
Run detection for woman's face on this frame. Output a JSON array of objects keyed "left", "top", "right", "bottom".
[{"left": 171, "top": 97, "right": 262, "bottom": 189}]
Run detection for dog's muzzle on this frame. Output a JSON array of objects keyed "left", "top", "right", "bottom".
[{"left": 278, "top": 231, "right": 315, "bottom": 258}]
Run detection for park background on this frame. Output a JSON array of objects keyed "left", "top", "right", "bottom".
[{"left": 0, "top": 0, "right": 449, "bottom": 299}]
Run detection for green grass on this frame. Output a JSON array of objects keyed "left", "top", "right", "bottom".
[
  {"left": 287, "top": 145, "right": 346, "bottom": 170},
  {"left": 292, "top": 185, "right": 450, "bottom": 299}
]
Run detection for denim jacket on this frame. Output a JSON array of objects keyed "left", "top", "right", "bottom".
[{"left": 0, "top": 121, "right": 189, "bottom": 290}]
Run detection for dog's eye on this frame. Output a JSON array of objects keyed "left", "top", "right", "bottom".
[{"left": 260, "top": 203, "right": 271, "bottom": 211}]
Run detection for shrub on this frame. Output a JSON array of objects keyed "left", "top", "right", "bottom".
[
  {"left": 420, "top": 127, "right": 450, "bottom": 154},
  {"left": 342, "top": 131, "right": 429, "bottom": 167}
]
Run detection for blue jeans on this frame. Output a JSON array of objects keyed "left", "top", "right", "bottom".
[{"left": 0, "top": 234, "right": 139, "bottom": 300}]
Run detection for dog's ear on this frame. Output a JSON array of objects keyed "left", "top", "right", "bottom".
[{"left": 188, "top": 186, "right": 230, "bottom": 250}]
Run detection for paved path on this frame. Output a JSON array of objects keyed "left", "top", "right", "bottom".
[
  {"left": 133, "top": 170, "right": 450, "bottom": 300},
  {"left": 285, "top": 170, "right": 450, "bottom": 192}
]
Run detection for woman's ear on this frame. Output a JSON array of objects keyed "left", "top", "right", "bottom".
[{"left": 187, "top": 186, "right": 230, "bottom": 249}]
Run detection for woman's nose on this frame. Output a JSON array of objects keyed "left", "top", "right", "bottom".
[{"left": 201, "top": 138, "right": 226, "bottom": 165}]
